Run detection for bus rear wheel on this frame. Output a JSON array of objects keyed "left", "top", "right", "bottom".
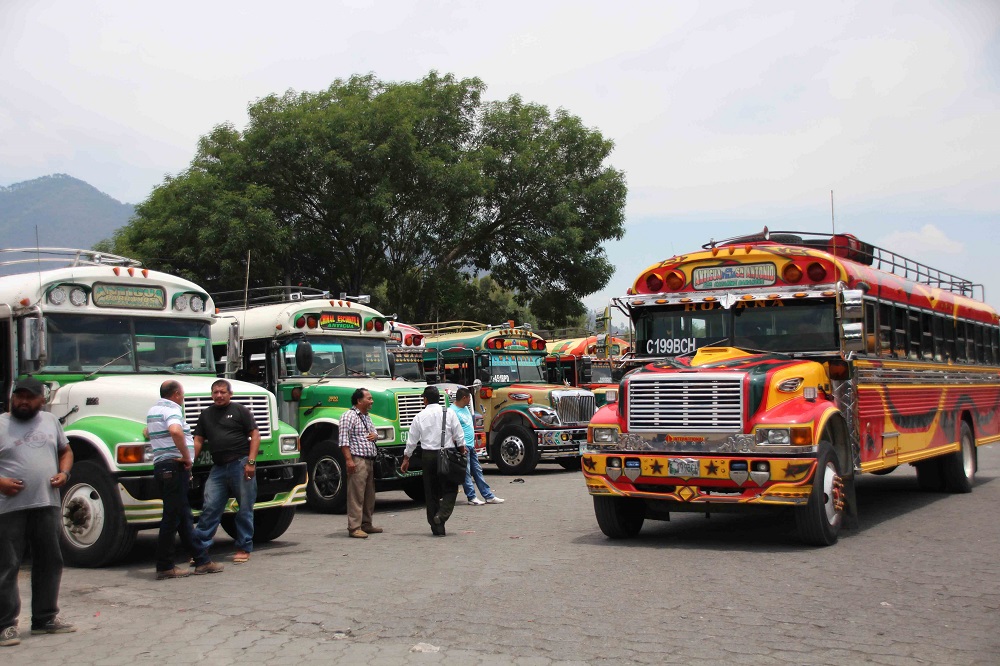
[
  {"left": 306, "top": 440, "right": 347, "bottom": 513},
  {"left": 59, "top": 460, "right": 136, "bottom": 567},
  {"left": 593, "top": 496, "right": 645, "bottom": 538},
  {"left": 795, "top": 441, "right": 844, "bottom": 547},
  {"left": 941, "top": 422, "right": 976, "bottom": 493},
  {"left": 402, "top": 477, "right": 425, "bottom": 503}
]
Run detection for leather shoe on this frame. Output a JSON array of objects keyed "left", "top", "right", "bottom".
[
  {"left": 361, "top": 526, "right": 383, "bottom": 534},
  {"left": 349, "top": 529, "right": 369, "bottom": 538},
  {"left": 156, "top": 566, "right": 191, "bottom": 580},
  {"left": 431, "top": 524, "right": 446, "bottom": 536}
]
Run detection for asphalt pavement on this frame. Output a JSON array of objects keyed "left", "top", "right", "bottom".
[{"left": 6, "top": 444, "right": 1000, "bottom": 665}]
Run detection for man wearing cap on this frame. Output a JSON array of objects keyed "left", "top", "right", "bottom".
[{"left": 0, "top": 377, "right": 76, "bottom": 647}]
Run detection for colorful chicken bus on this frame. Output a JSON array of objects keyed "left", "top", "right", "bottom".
[
  {"left": 421, "top": 321, "right": 596, "bottom": 474},
  {"left": 545, "top": 335, "right": 632, "bottom": 407},
  {"left": 583, "top": 229, "right": 1000, "bottom": 546},
  {"left": 0, "top": 249, "right": 305, "bottom": 567},
  {"left": 211, "top": 288, "right": 430, "bottom": 512}
]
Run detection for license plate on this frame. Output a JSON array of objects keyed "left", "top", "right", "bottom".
[{"left": 668, "top": 458, "right": 700, "bottom": 477}]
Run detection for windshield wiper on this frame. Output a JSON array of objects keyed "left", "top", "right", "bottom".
[{"left": 84, "top": 349, "right": 133, "bottom": 379}]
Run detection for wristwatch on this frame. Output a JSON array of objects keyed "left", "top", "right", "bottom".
[{"left": 247, "top": 459, "right": 256, "bottom": 466}]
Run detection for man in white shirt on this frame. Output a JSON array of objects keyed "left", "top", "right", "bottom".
[{"left": 401, "top": 386, "right": 464, "bottom": 536}]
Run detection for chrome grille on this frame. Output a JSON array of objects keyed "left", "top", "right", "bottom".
[
  {"left": 555, "top": 393, "right": 597, "bottom": 425},
  {"left": 627, "top": 373, "right": 743, "bottom": 432},
  {"left": 396, "top": 393, "right": 428, "bottom": 428},
  {"left": 184, "top": 395, "right": 272, "bottom": 439}
]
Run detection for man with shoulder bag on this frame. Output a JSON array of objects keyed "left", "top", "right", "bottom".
[{"left": 401, "top": 386, "right": 465, "bottom": 536}]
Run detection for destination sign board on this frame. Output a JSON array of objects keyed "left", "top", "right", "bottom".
[
  {"left": 692, "top": 263, "right": 776, "bottom": 290},
  {"left": 319, "top": 311, "right": 362, "bottom": 331},
  {"left": 92, "top": 283, "right": 166, "bottom": 310}
]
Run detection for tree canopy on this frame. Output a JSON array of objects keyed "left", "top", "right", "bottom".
[{"left": 110, "top": 72, "right": 626, "bottom": 327}]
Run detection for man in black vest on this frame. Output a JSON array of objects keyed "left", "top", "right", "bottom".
[{"left": 191, "top": 379, "right": 260, "bottom": 566}]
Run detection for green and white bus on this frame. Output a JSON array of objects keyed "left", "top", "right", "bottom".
[
  {"left": 212, "top": 287, "right": 431, "bottom": 513},
  {"left": 0, "top": 249, "right": 306, "bottom": 567}
]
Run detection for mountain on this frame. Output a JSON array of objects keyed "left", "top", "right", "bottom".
[{"left": 0, "top": 174, "right": 134, "bottom": 250}]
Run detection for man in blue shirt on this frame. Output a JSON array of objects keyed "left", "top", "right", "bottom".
[{"left": 450, "top": 388, "right": 503, "bottom": 506}]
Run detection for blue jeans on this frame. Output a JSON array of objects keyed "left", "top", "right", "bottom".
[
  {"left": 0, "top": 507, "right": 63, "bottom": 630},
  {"left": 462, "top": 445, "right": 495, "bottom": 501},
  {"left": 154, "top": 459, "right": 201, "bottom": 570},
  {"left": 193, "top": 457, "right": 257, "bottom": 555}
]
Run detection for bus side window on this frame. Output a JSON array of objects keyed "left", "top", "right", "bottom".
[
  {"left": 864, "top": 302, "right": 877, "bottom": 355},
  {"left": 932, "top": 315, "right": 945, "bottom": 362},
  {"left": 919, "top": 311, "right": 933, "bottom": 360},
  {"left": 877, "top": 302, "right": 893, "bottom": 356},
  {"left": 955, "top": 321, "right": 968, "bottom": 362}
]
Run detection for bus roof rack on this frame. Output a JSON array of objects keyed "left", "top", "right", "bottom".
[
  {"left": 703, "top": 227, "right": 982, "bottom": 300},
  {"left": 0, "top": 247, "right": 143, "bottom": 271},
  {"left": 212, "top": 286, "right": 334, "bottom": 310},
  {"left": 414, "top": 321, "right": 537, "bottom": 337}
]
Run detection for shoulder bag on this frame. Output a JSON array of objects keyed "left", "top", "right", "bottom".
[{"left": 437, "top": 405, "right": 468, "bottom": 485}]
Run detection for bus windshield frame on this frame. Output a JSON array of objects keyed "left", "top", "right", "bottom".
[
  {"left": 633, "top": 299, "right": 839, "bottom": 358},
  {"left": 488, "top": 352, "right": 545, "bottom": 384},
  {"left": 41, "top": 313, "right": 216, "bottom": 374}
]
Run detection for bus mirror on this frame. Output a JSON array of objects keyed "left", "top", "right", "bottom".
[
  {"left": 226, "top": 322, "right": 240, "bottom": 378},
  {"left": 841, "top": 322, "right": 864, "bottom": 352},
  {"left": 19, "top": 317, "right": 46, "bottom": 366},
  {"left": 295, "top": 341, "right": 314, "bottom": 373},
  {"left": 840, "top": 289, "right": 864, "bottom": 320},
  {"left": 580, "top": 357, "right": 593, "bottom": 384}
]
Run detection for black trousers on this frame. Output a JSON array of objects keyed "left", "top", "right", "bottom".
[
  {"left": 154, "top": 459, "right": 199, "bottom": 571},
  {"left": 0, "top": 507, "right": 63, "bottom": 629},
  {"left": 421, "top": 450, "right": 459, "bottom": 530}
]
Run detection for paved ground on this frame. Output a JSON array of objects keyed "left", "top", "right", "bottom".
[{"left": 6, "top": 444, "right": 1000, "bottom": 665}]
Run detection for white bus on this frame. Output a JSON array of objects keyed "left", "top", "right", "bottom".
[{"left": 0, "top": 249, "right": 306, "bottom": 566}]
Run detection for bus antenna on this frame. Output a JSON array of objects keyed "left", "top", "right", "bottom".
[{"left": 830, "top": 190, "right": 838, "bottom": 259}]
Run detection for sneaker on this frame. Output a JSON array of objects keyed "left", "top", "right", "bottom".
[
  {"left": 349, "top": 529, "right": 369, "bottom": 538},
  {"left": 467, "top": 497, "right": 486, "bottom": 506},
  {"left": 30, "top": 616, "right": 76, "bottom": 635},
  {"left": 0, "top": 626, "right": 19, "bottom": 647},
  {"left": 485, "top": 497, "right": 505, "bottom": 504},
  {"left": 361, "top": 526, "right": 384, "bottom": 534},
  {"left": 193, "top": 561, "right": 225, "bottom": 575},
  {"left": 156, "top": 566, "right": 191, "bottom": 580}
]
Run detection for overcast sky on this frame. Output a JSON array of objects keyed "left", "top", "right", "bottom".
[{"left": 2, "top": 0, "right": 998, "bottom": 319}]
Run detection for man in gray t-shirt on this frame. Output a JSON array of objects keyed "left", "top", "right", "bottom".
[{"left": 0, "top": 377, "right": 76, "bottom": 647}]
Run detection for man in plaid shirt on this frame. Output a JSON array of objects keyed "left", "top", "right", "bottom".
[{"left": 338, "top": 388, "right": 383, "bottom": 538}]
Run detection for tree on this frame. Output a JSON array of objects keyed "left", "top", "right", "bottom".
[{"left": 109, "top": 72, "right": 626, "bottom": 319}]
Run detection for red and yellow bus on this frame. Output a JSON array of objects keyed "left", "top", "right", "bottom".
[{"left": 583, "top": 229, "right": 1000, "bottom": 545}]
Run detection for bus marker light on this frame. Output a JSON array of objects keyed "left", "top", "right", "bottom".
[
  {"left": 479, "top": 387, "right": 493, "bottom": 399},
  {"left": 631, "top": 300, "right": 645, "bottom": 305},
  {"left": 117, "top": 444, "right": 150, "bottom": 465},
  {"left": 782, "top": 263, "right": 803, "bottom": 283},
  {"left": 290, "top": 387, "right": 302, "bottom": 400},
  {"left": 142, "top": 269, "right": 149, "bottom": 278},
  {"left": 665, "top": 270, "right": 685, "bottom": 291},
  {"left": 113, "top": 267, "right": 120, "bottom": 275},
  {"left": 127, "top": 268, "right": 135, "bottom": 276},
  {"left": 680, "top": 297, "right": 691, "bottom": 303},
  {"left": 645, "top": 273, "right": 664, "bottom": 292},
  {"left": 807, "top": 262, "right": 827, "bottom": 282},
  {"left": 656, "top": 299, "right": 667, "bottom": 304},
  {"left": 728, "top": 246, "right": 736, "bottom": 255},
  {"left": 822, "top": 290, "right": 835, "bottom": 297},
  {"left": 741, "top": 294, "right": 754, "bottom": 300},
  {"left": 793, "top": 292, "right": 807, "bottom": 298},
  {"left": 712, "top": 247, "right": 720, "bottom": 256}
]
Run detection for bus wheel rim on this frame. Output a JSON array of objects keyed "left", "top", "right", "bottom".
[{"left": 61, "top": 483, "right": 106, "bottom": 547}]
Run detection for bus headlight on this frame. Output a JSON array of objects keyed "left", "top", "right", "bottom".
[
  {"left": 376, "top": 427, "right": 394, "bottom": 442},
  {"left": 604, "top": 389, "right": 618, "bottom": 404},
  {"left": 279, "top": 435, "right": 299, "bottom": 454},
  {"left": 174, "top": 294, "right": 190, "bottom": 311},
  {"left": 756, "top": 427, "right": 812, "bottom": 446},
  {"left": 591, "top": 427, "right": 618, "bottom": 444},
  {"left": 190, "top": 295, "right": 205, "bottom": 312},
  {"left": 528, "top": 406, "right": 560, "bottom": 425}
]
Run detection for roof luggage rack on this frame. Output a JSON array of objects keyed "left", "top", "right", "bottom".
[
  {"left": 0, "top": 247, "right": 142, "bottom": 271},
  {"left": 212, "top": 286, "right": 368, "bottom": 310},
  {"left": 704, "top": 227, "right": 982, "bottom": 300}
]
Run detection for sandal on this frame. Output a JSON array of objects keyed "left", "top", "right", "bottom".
[{"left": 233, "top": 551, "right": 250, "bottom": 564}]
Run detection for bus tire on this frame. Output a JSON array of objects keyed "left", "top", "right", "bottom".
[
  {"left": 306, "top": 440, "right": 348, "bottom": 513},
  {"left": 59, "top": 460, "right": 136, "bottom": 567},
  {"left": 254, "top": 507, "right": 296, "bottom": 542},
  {"left": 593, "top": 496, "right": 645, "bottom": 538},
  {"left": 914, "top": 458, "right": 944, "bottom": 492},
  {"left": 402, "top": 477, "right": 425, "bottom": 503},
  {"left": 492, "top": 425, "right": 538, "bottom": 475},
  {"left": 558, "top": 457, "right": 582, "bottom": 471},
  {"left": 795, "top": 441, "right": 844, "bottom": 547},
  {"left": 941, "top": 421, "right": 976, "bottom": 493}
]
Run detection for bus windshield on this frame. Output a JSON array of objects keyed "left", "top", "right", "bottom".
[
  {"left": 591, "top": 364, "right": 614, "bottom": 384},
  {"left": 43, "top": 313, "right": 215, "bottom": 374},
  {"left": 489, "top": 353, "right": 545, "bottom": 383},
  {"left": 283, "top": 337, "right": 391, "bottom": 379},
  {"left": 634, "top": 300, "right": 838, "bottom": 357}
]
